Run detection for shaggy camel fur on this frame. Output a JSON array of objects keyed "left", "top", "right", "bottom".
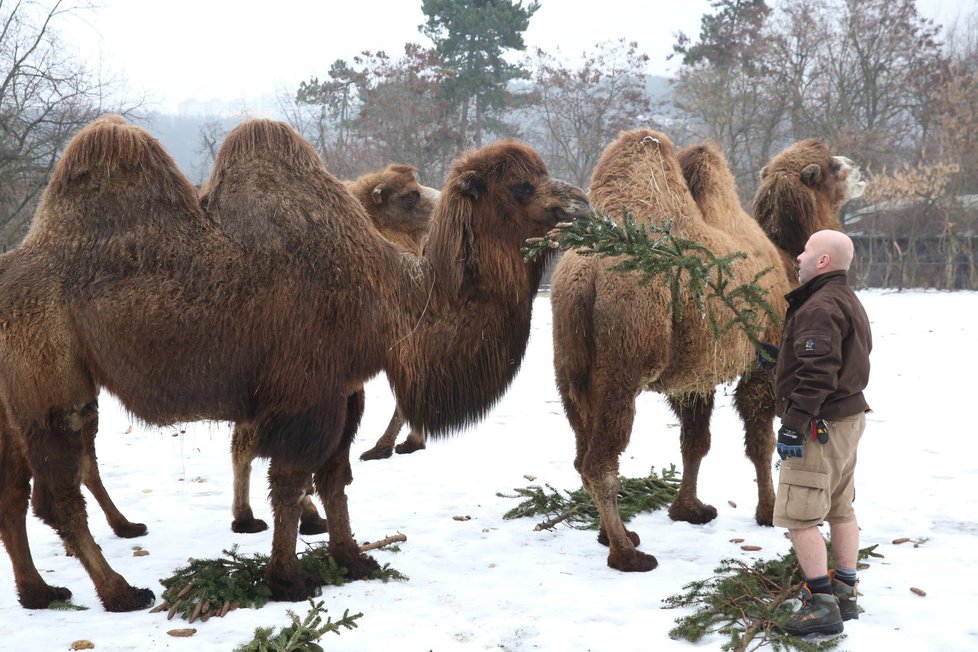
[
  {"left": 0, "top": 116, "right": 588, "bottom": 611},
  {"left": 231, "top": 164, "right": 439, "bottom": 534},
  {"left": 550, "top": 129, "right": 864, "bottom": 573}
]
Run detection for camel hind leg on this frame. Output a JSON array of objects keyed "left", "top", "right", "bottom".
[
  {"left": 26, "top": 407, "right": 154, "bottom": 611},
  {"left": 0, "top": 417, "right": 73, "bottom": 608},
  {"left": 734, "top": 371, "right": 777, "bottom": 525},
  {"left": 573, "top": 383, "right": 657, "bottom": 573},
  {"left": 666, "top": 392, "right": 719, "bottom": 524},
  {"left": 359, "top": 407, "right": 403, "bottom": 461},
  {"left": 233, "top": 422, "right": 327, "bottom": 536},
  {"left": 78, "top": 401, "right": 147, "bottom": 539},
  {"left": 230, "top": 423, "right": 268, "bottom": 533}
]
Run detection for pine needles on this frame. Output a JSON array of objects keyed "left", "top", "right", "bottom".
[
  {"left": 664, "top": 545, "right": 883, "bottom": 652},
  {"left": 523, "top": 212, "right": 780, "bottom": 350},
  {"left": 153, "top": 543, "right": 406, "bottom": 623},
  {"left": 233, "top": 600, "right": 362, "bottom": 652},
  {"left": 498, "top": 466, "right": 681, "bottom": 531}
]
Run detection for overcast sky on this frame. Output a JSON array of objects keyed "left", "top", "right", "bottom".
[{"left": 60, "top": 0, "right": 974, "bottom": 114}]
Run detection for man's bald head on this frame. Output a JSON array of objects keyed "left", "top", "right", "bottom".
[{"left": 796, "top": 229, "right": 855, "bottom": 283}]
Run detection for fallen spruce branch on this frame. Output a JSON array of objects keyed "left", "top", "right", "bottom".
[
  {"left": 233, "top": 599, "right": 362, "bottom": 652},
  {"left": 153, "top": 540, "right": 407, "bottom": 623},
  {"left": 664, "top": 544, "right": 883, "bottom": 652},
  {"left": 498, "top": 466, "right": 681, "bottom": 531}
]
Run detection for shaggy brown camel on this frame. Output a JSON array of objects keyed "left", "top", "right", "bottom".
[
  {"left": 231, "top": 164, "right": 439, "bottom": 534},
  {"left": 550, "top": 129, "right": 864, "bottom": 573},
  {"left": 0, "top": 116, "right": 587, "bottom": 611}
]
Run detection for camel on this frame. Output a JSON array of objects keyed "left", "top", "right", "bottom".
[
  {"left": 0, "top": 116, "right": 588, "bottom": 611},
  {"left": 230, "top": 164, "right": 439, "bottom": 534},
  {"left": 549, "top": 129, "right": 864, "bottom": 573}
]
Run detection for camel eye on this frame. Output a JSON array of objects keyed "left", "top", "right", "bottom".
[
  {"left": 399, "top": 191, "right": 420, "bottom": 209},
  {"left": 511, "top": 182, "right": 534, "bottom": 201}
]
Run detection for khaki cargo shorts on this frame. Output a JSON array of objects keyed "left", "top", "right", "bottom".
[{"left": 773, "top": 412, "right": 866, "bottom": 529}]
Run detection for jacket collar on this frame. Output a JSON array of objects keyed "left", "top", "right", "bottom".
[{"left": 785, "top": 270, "right": 849, "bottom": 310}]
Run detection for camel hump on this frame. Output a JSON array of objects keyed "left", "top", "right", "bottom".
[
  {"left": 28, "top": 115, "right": 201, "bottom": 241},
  {"left": 208, "top": 119, "right": 325, "bottom": 178},
  {"left": 677, "top": 141, "right": 736, "bottom": 204},
  {"left": 589, "top": 128, "right": 698, "bottom": 231}
]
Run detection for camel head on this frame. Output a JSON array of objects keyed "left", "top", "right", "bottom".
[
  {"left": 345, "top": 164, "right": 439, "bottom": 256},
  {"left": 753, "top": 139, "right": 865, "bottom": 258},
  {"left": 425, "top": 139, "right": 590, "bottom": 299}
]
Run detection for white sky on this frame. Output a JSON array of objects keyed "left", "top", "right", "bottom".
[{"left": 59, "top": 0, "right": 974, "bottom": 114}]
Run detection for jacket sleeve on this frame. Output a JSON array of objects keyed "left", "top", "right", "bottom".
[{"left": 781, "top": 304, "right": 847, "bottom": 431}]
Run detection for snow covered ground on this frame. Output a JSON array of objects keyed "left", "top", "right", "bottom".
[{"left": 0, "top": 290, "right": 975, "bottom": 651}]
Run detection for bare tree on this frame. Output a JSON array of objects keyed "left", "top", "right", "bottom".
[
  {"left": 0, "top": 0, "right": 130, "bottom": 247},
  {"left": 520, "top": 39, "right": 652, "bottom": 189}
]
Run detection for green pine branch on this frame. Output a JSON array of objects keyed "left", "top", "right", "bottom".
[
  {"left": 523, "top": 212, "right": 780, "bottom": 352},
  {"left": 233, "top": 599, "right": 362, "bottom": 652},
  {"left": 154, "top": 543, "right": 406, "bottom": 623},
  {"left": 664, "top": 545, "right": 883, "bottom": 651},
  {"left": 498, "top": 466, "right": 681, "bottom": 531}
]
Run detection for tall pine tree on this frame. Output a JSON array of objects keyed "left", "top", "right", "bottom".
[{"left": 420, "top": 0, "right": 539, "bottom": 146}]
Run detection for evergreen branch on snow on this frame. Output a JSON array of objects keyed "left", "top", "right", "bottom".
[
  {"left": 153, "top": 540, "right": 406, "bottom": 623},
  {"left": 498, "top": 466, "right": 681, "bottom": 531},
  {"left": 664, "top": 545, "right": 883, "bottom": 652},
  {"left": 233, "top": 599, "right": 362, "bottom": 652}
]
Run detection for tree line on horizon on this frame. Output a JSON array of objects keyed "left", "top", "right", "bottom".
[{"left": 2, "top": 0, "right": 976, "bottom": 287}]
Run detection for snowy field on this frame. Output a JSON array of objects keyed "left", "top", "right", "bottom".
[{"left": 0, "top": 290, "right": 975, "bottom": 651}]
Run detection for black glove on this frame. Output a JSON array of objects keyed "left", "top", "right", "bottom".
[
  {"left": 777, "top": 425, "right": 805, "bottom": 460},
  {"left": 756, "top": 341, "right": 779, "bottom": 369}
]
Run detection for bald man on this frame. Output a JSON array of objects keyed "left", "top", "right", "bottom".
[{"left": 773, "top": 229, "right": 873, "bottom": 636}]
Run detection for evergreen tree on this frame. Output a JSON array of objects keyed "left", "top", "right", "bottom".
[{"left": 420, "top": 0, "right": 540, "bottom": 146}]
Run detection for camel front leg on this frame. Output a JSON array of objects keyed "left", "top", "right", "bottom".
[
  {"left": 667, "top": 392, "right": 719, "bottom": 524},
  {"left": 316, "top": 390, "right": 378, "bottom": 579},
  {"left": 734, "top": 372, "right": 777, "bottom": 525},
  {"left": 27, "top": 409, "right": 154, "bottom": 611}
]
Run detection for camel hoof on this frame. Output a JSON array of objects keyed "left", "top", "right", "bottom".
[
  {"left": 359, "top": 445, "right": 393, "bottom": 461},
  {"left": 596, "top": 529, "right": 641, "bottom": 547},
  {"left": 668, "top": 501, "right": 718, "bottom": 525},
  {"left": 343, "top": 553, "right": 381, "bottom": 580},
  {"left": 269, "top": 570, "right": 322, "bottom": 602},
  {"left": 112, "top": 522, "right": 148, "bottom": 538},
  {"left": 102, "top": 586, "right": 156, "bottom": 612},
  {"left": 231, "top": 517, "right": 269, "bottom": 534},
  {"left": 18, "top": 584, "right": 72, "bottom": 609},
  {"left": 298, "top": 517, "right": 329, "bottom": 536},
  {"left": 394, "top": 440, "right": 426, "bottom": 455},
  {"left": 607, "top": 548, "right": 658, "bottom": 573}
]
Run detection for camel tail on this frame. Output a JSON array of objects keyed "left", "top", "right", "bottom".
[{"left": 550, "top": 258, "right": 597, "bottom": 430}]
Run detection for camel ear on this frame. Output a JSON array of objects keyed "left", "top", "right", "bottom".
[
  {"left": 456, "top": 170, "right": 486, "bottom": 200},
  {"left": 759, "top": 165, "right": 769, "bottom": 180},
  {"left": 801, "top": 164, "right": 822, "bottom": 187},
  {"left": 371, "top": 184, "right": 388, "bottom": 206}
]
